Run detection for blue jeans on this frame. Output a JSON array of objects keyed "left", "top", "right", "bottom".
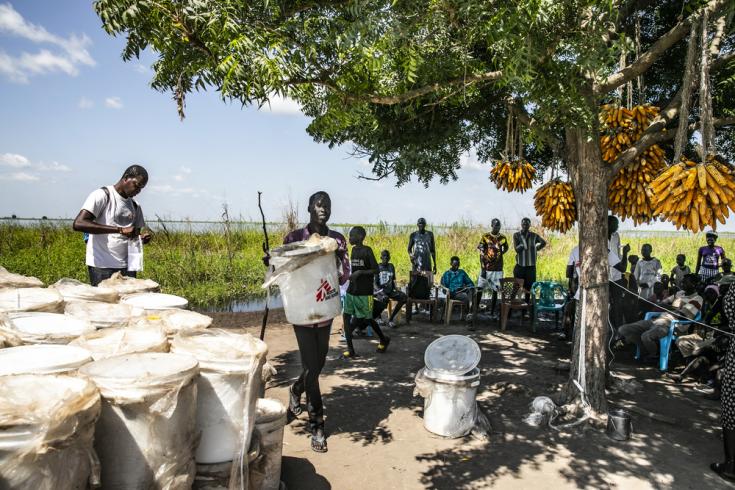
[{"left": 87, "top": 266, "right": 136, "bottom": 286}]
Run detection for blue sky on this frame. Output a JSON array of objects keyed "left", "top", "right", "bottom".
[{"left": 0, "top": 1, "right": 732, "bottom": 232}]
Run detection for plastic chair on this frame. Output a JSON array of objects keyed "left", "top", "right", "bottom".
[
  {"left": 405, "top": 272, "right": 439, "bottom": 324},
  {"left": 499, "top": 278, "right": 532, "bottom": 331},
  {"left": 439, "top": 286, "right": 471, "bottom": 324},
  {"left": 530, "top": 281, "right": 567, "bottom": 332},
  {"left": 634, "top": 311, "right": 701, "bottom": 371}
]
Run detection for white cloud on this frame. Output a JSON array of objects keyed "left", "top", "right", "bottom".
[
  {"left": 260, "top": 95, "right": 303, "bottom": 116},
  {"left": 0, "top": 171, "right": 39, "bottom": 181},
  {"left": 37, "top": 161, "right": 71, "bottom": 172},
  {"left": 0, "top": 152, "right": 30, "bottom": 167},
  {"left": 173, "top": 166, "right": 192, "bottom": 182},
  {"left": 150, "top": 183, "right": 208, "bottom": 198},
  {"left": 460, "top": 151, "right": 488, "bottom": 171},
  {"left": 78, "top": 96, "right": 93, "bottom": 109},
  {"left": 104, "top": 96, "right": 123, "bottom": 109},
  {"left": 133, "top": 63, "right": 150, "bottom": 74},
  {"left": 0, "top": 4, "right": 94, "bottom": 83}
]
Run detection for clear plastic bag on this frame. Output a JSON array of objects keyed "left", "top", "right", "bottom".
[
  {"left": 0, "top": 287, "right": 64, "bottom": 313},
  {"left": 0, "top": 374, "right": 101, "bottom": 490},
  {"left": 0, "top": 266, "right": 44, "bottom": 288},
  {"left": 70, "top": 325, "right": 168, "bottom": 361},
  {"left": 98, "top": 271, "right": 160, "bottom": 295},
  {"left": 50, "top": 278, "right": 119, "bottom": 303}
]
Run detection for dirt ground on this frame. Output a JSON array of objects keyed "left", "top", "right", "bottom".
[{"left": 208, "top": 308, "right": 734, "bottom": 490}]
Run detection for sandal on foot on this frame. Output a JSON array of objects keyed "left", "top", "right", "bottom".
[
  {"left": 311, "top": 431, "right": 328, "bottom": 453},
  {"left": 340, "top": 351, "right": 358, "bottom": 359},
  {"left": 288, "top": 387, "right": 302, "bottom": 417},
  {"left": 376, "top": 337, "right": 391, "bottom": 353}
]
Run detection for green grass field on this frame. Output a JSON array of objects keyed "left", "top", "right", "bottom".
[{"left": 1, "top": 221, "right": 732, "bottom": 308}]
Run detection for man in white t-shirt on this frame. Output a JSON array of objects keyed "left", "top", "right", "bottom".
[{"left": 72, "top": 165, "right": 151, "bottom": 285}]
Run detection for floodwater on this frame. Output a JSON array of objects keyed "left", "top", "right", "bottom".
[{"left": 200, "top": 293, "right": 283, "bottom": 313}]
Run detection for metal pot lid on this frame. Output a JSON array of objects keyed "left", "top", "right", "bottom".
[{"left": 424, "top": 335, "right": 481, "bottom": 375}]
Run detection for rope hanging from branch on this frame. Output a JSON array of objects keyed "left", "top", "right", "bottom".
[
  {"left": 635, "top": 14, "right": 645, "bottom": 104},
  {"left": 673, "top": 20, "right": 700, "bottom": 163},
  {"left": 699, "top": 10, "right": 715, "bottom": 161}
]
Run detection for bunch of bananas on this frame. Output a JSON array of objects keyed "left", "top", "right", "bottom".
[
  {"left": 601, "top": 104, "right": 668, "bottom": 224},
  {"left": 490, "top": 159, "right": 535, "bottom": 193},
  {"left": 650, "top": 157, "right": 735, "bottom": 232},
  {"left": 534, "top": 180, "right": 577, "bottom": 233}
]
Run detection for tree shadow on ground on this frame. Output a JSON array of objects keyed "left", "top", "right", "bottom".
[{"left": 265, "top": 312, "right": 731, "bottom": 489}]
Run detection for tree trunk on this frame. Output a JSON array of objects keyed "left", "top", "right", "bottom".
[{"left": 564, "top": 127, "right": 610, "bottom": 416}]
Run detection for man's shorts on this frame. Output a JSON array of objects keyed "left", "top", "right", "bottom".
[
  {"left": 343, "top": 293, "right": 373, "bottom": 319},
  {"left": 477, "top": 270, "right": 503, "bottom": 292}
]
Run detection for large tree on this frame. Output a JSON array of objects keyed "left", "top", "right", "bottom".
[{"left": 96, "top": 0, "right": 735, "bottom": 416}]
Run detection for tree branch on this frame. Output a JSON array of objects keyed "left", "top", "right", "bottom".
[{"left": 595, "top": 0, "right": 730, "bottom": 94}]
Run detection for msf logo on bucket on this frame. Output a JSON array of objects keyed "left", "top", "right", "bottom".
[{"left": 315, "top": 278, "right": 338, "bottom": 302}]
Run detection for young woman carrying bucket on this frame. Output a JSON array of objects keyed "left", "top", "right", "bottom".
[{"left": 266, "top": 191, "right": 349, "bottom": 453}]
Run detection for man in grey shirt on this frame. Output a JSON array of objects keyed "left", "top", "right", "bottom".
[{"left": 512, "top": 217, "right": 547, "bottom": 300}]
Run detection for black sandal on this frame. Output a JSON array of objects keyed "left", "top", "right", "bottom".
[
  {"left": 288, "top": 387, "right": 303, "bottom": 417},
  {"left": 711, "top": 462, "right": 735, "bottom": 481},
  {"left": 311, "top": 430, "right": 328, "bottom": 453},
  {"left": 376, "top": 337, "right": 391, "bottom": 353}
]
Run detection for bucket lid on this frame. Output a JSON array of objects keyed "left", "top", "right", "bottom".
[
  {"left": 255, "top": 398, "right": 287, "bottom": 424},
  {"left": 424, "top": 335, "right": 481, "bottom": 376},
  {"left": 65, "top": 301, "right": 137, "bottom": 325},
  {"left": 423, "top": 367, "right": 480, "bottom": 383},
  {"left": 270, "top": 234, "right": 338, "bottom": 257},
  {"left": 135, "top": 309, "right": 212, "bottom": 335},
  {"left": 0, "top": 344, "right": 92, "bottom": 375},
  {"left": 70, "top": 326, "right": 168, "bottom": 361},
  {"left": 121, "top": 293, "right": 189, "bottom": 310},
  {"left": 170, "top": 329, "right": 267, "bottom": 372},
  {"left": 0, "top": 375, "right": 99, "bottom": 449},
  {"left": 0, "top": 288, "right": 63, "bottom": 313},
  {"left": 79, "top": 353, "right": 199, "bottom": 401},
  {"left": 8, "top": 312, "right": 95, "bottom": 343}
]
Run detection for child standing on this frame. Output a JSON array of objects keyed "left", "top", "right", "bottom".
[
  {"left": 671, "top": 254, "right": 691, "bottom": 290},
  {"left": 634, "top": 244, "right": 663, "bottom": 301},
  {"left": 373, "top": 250, "right": 407, "bottom": 327},
  {"left": 697, "top": 230, "right": 726, "bottom": 283},
  {"left": 342, "top": 226, "right": 391, "bottom": 358}
]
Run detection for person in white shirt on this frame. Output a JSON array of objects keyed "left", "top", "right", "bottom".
[
  {"left": 634, "top": 244, "right": 663, "bottom": 301},
  {"left": 73, "top": 165, "right": 151, "bottom": 285},
  {"left": 618, "top": 274, "right": 703, "bottom": 361}
]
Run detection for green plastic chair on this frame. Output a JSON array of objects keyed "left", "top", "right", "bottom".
[{"left": 530, "top": 281, "right": 567, "bottom": 332}]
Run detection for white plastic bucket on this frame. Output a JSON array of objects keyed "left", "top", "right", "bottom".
[
  {"left": 121, "top": 292, "right": 189, "bottom": 312},
  {"left": 132, "top": 309, "right": 213, "bottom": 338},
  {"left": 0, "top": 374, "right": 101, "bottom": 490},
  {"left": 0, "top": 287, "right": 64, "bottom": 313},
  {"left": 419, "top": 367, "right": 480, "bottom": 438},
  {"left": 251, "top": 398, "right": 287, "bottom": 490},
  {"left": 170, "top": 329, "right": 268, "bottom": 464},
  {"left": 70, "top": 326, "right": 168, "bottom": 361},
  {"left": 50, "top": 278, "right": 119, "bottom": 303},
  {"left": 7, "top": 312, "right": 95, "bottom": 344},
  {"left": 65, "top": 301, "right": 139, "bottom": 329},
  {"left": 277, "top": 253, "right": 341, "bottom": 325},
  {"left": 0, "top": 266, "right": 44, "bottom": 288},
  {"left": 79, "top": 353, "right": 199, "bottom": 489},
  {"left": 0, "top": 344, "right": 92, "bottom": 375}
]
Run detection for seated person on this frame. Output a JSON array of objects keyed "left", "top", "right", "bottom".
[
  {"left": 648, "top": 282, "right": 667, "bottom": 304},
  {"left": 440, "top": 256, "right": 475, "bottom": 313},
  {"left": 661, "top": 273, "right": 676, "bottom": 295},
  {"left": 710, "top": 258, "right": 734, "bottom": 285},
  {"left": 618, "top": 274, "right": 702, "bottom": 361},
  {"left": 372, "top": 250, "right": 407, "bottom": 328}
]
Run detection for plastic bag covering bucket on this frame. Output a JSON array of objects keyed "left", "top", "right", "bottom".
[
  {"left": 79, "top": 353, "right": 199, "bottom": 489},
  {"left": 251, "top": 398, "right": 288, "bottom": 490},
  {"left": 0, "top": 266, "right": 44, "bottom": 289},
  {"left": 264, "top": 235, "right": 342, "bottom": 325},
  {"left": 65, "top": 301, "right": 139, "bottom": 329},
  {"left": 0, "top": 287, "right": 64, "bottom": 314},
  {"left": 606, "top": 408, "right": 632, "bottom": 441},
  {"left": 424, "top": 335, "right": 481, "bottom": 376},
  {"left": 50, "top": 278, "right": 119, "bottom": 303},
  {"left": 131, "top": 309, "right": 213, "bottom": 338},
  {"left": 415, "top": 367, "right": 480, "bottom": 438},
  {"left": 97, "top": 271, "right": 160, "bottom": 295},
  {"left": 0, "top": 344, "right": 92, "bottom": 375},
  {"left": 170, "top": 329, "right": 268, "bottom": 464},
  {"left": 121, "top": 292, "right": 189, "bottom": 312},
  {"left": 0, "top": 374, "right": 101, "bottom": 490},
  {"left": 7, "top": 312, "right": 95, "bottom": 344},
  {"left": 70, "top": 326, "right": 168, "bottom": 361}
]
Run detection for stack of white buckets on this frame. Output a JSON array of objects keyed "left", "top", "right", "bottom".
[
  {"left": 416, "top": 335, "right": 482, "bottom": 438},
  {"left": 0, "top": 272, "right": 289, "bottom": 490}
]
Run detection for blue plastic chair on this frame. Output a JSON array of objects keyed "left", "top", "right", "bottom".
[
  {"left": 634, "top": 311, "right": 701, "bottom": 371},
  {"left": 530, "top": 281, "right": 567, "bottom": 332}
]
